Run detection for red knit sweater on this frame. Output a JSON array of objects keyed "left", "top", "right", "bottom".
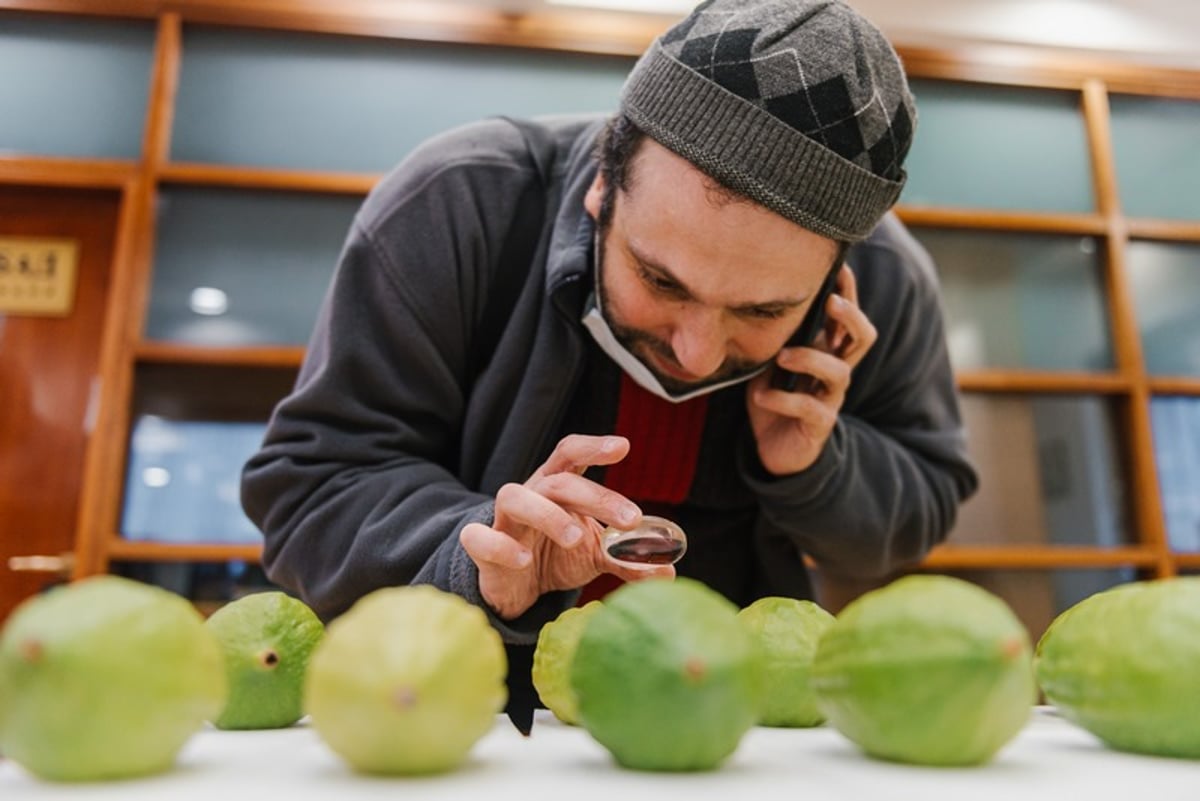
[{"left": 578, "top": 373, "right": 708, "bottom": 604}]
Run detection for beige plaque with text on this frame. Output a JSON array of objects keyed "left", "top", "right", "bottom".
[{"left": 0, "top": 237, "right": 79, "bottom": 316}]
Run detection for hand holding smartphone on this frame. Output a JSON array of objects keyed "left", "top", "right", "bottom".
[{"left": 769, "top": 245, "right": 849, "bottom": 393}]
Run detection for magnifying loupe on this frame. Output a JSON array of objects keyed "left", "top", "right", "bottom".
[{"left": 601, "top": 515, "right": 687, "bottom": 570}]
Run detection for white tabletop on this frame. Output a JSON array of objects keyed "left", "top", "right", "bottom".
[{"left": 2, "top": 707, "right": 1195, "bottom": 800}]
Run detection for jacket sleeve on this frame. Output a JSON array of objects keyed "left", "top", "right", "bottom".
[
  {"left": 240, "top": 121, "right": 570, "bottom": 639},
  {"left": 741, "top": 217, "right": 979, "bottom": 580}
]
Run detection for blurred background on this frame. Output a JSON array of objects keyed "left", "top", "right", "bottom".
[{"left": 507, "top": 0, "right": 1200, "bottom": 69}]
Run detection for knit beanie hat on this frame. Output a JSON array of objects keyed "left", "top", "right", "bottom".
[{"left": 620, "top": 0, "right": 916, "bottom": 242}]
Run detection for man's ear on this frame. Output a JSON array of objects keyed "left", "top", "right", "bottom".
[{"left": 583, "top": 170, "right": 606, "bottom": 222}]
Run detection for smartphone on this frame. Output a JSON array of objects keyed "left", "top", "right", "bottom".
[{"left": 769, "top": 244, "right": 848, "bottom": 393}]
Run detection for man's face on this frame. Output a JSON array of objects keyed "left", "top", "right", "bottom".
[{"left": 584, "top": 138, "right": 841, "bottom": 395}]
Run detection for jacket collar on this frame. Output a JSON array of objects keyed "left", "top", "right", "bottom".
[{"left": 543, "top": 116, "right": 606, "bottom": 303}]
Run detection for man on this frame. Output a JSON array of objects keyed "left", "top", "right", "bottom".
[{"left": 243, "top": 0, "right": 976, "bottom": 677}]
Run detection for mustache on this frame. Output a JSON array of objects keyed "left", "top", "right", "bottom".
[
  {"left": 618, "top": 326, "right": 677, "bottom": 366},
  {"left": 608, "top": 318, "right": 765, "bottom": 387}
]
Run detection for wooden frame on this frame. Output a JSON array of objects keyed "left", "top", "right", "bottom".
[{"left": 1, "top": 0, "right": 1198, "bottom": 582}]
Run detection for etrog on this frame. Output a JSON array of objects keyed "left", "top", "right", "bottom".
[
  {"left": 811, "top": 575, "right": 1034, "bottom": 766},
  {"left": 305, "top": 585, "right": 507, "bottom": 775},
  {"left": 0, "top": 576, "right": 226, "bottom": 782},
  {"left": 1036, "top": 577, "right": 1200, "bottom": 758}
]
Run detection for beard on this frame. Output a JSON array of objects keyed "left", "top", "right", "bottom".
[{"left": 594, "top": 233, "right": 769, "bottom": 397}]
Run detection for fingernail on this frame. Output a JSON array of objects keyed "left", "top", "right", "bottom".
[
  {"left": 602, "top": 437, "right": 622, "bottom": 454},
  {"left": 563, "top": 525, "right": 583, "bottom": 546},
  {"left": 619, "top": 505, "right": 639, "bottom": 525},
  {"left": 516, "top": 551, "right": 533, "bottom": 568}
]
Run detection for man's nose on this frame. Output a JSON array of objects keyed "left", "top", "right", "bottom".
[{"left": 670, "top": 310, "right": 728, "bottom": 378}]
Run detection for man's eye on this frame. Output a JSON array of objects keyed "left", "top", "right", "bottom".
[
  {"left": 740, "top": 307, "right": 788, "bottom": 321},
  {"left": 641, "top": 269, "right": 682, "bottom": 295}
]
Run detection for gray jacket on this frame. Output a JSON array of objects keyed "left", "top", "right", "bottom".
[{"left": 242, "top": 114, "right": 978, "bottom": 642}]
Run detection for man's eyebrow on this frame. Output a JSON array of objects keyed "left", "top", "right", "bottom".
[
  {"left": 629, "top": 248, "right": 694, "bottom": 298},
  {"left": 629, "top": 243, "right": 811, "bottom": 311}
]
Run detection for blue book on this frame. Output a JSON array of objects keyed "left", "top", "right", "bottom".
[{"left": 1151, "top": 398, "right": 1200, "bottom": 553}]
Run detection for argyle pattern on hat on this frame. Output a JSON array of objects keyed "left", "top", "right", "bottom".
[
  {"left": 619, "top": 0, "right": 916, "bottom": 240},
  {"left": 658, "top": 1, "right": 912, "bottom": 183}
]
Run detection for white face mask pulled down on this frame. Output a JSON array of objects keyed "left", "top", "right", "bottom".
[{"left": 580, "top": 233, "right": 766, "bottom": 404}]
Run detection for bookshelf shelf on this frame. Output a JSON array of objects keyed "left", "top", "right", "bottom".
[
  {"left": 136, "top": 341, "right": 305, "bottom": 369},
  {"left": 955, "top": 371, "right": 1132, "bottom": 394},
  {"left": 897, "top": 206, "right": 1108, "bottom": 236},
  {"left": 106, "top": 539, "right": 263, "bottom": 563},
  {"left": 159, "top": 162, "right": 377, "bottom": 195},
  {"left": 1148, "top": 377, "right": 1200, "bottom": 396},
  {"left": 0, "top": 154, "right": 138, "bottom": 189},
  {"left": 923, "top": 545, "right": 1158, "bottom": 570},
  {"left": 1173, "top": 552, "right": 1200, "bottom": 570}
]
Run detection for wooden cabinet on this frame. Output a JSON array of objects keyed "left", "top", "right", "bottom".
[{"left": 2, "top": 1, "right": 1198, "bottom": 636}]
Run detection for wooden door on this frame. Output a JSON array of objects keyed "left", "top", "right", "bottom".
[{"left": 0, "top": 185, "right": 121, "bottom": 623}]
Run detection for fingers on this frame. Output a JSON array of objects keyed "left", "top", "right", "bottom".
[
  {"left": 827, "top": 296, "right": 876, "bottom": 365},
  {"left": 527, "top": 473, "right": 641, "bottom": 530},
  {"left": 825, "top": 271, "right": 876, "bottom": 367},
  {"left": 773, "top": 345, "right": 852, "bottom": 402},
  {"left": 494, "top": 477, "right": 639, "bottom": 551},
  {"left": 460, "top": 521, "right": 533, "bottom": 572},
  {"left": 488, "top": 472, "right": 641, "bottom": 563},
  {"left": 493, "top": 482, "right": 583, "bottom": 550},
  {"left": 752, "top": 379, "right": 840, "bottom": 431},
  {"left": 534, "top": 434, "right": 630, "bottom": 480},
  {"left": 835, "top": 262, "right": 859, "bottom": 305}
]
